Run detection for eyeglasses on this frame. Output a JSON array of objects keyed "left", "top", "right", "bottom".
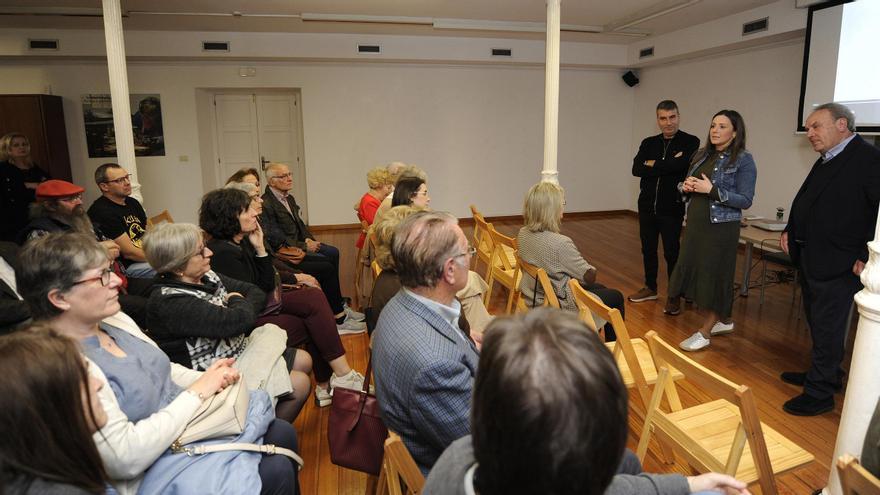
[
  {"left": 72, "top": 267, "right": 114, "bottom": 287},
  {"left": 59, "top": 193, "right": 83, "bottom": 202},
  {"left": 193, "top": 245, "right": 210, "bottom": 258},
  {"left": 103, "top": 174, "right": 131, "bottom": 185},
  {"left": 270, "top": 173, "right": 292, "bottom": 180},
  {"left": 453, "top": 245, "right": 477, "bottom": 260},
  {"left": 412, "top": 189, "right": 429, "bottom": 196}
]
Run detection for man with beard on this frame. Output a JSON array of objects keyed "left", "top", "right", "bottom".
[{"left": 19, "top": 179, "right": 152, "bottom": 326}]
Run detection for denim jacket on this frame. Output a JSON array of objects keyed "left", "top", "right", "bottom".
[{"left": 680, "top": 149, "right": 757, "bottom": 223}]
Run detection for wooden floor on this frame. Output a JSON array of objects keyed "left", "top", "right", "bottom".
[{"left": 299, "top": 212, "right": 847, "bottom": 494}]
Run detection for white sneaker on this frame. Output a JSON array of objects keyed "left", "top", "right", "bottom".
[
  {"left": 679, "top": 332, "right": 711, "bottom": 352},
  {"left": 330, "top": 370, "right": 373, "bottom": 393},
  {"left": 314, "top": 385, "right": 332, "bottom": 407},
  {"left": 344, "top": 303, "right": 366, "bottom": 322},
  {"left": 337, "top": 314, "right": 367, "bottom": 335},
  {"left": 710, "top": 321, "right": 735, "bottom": 336}
]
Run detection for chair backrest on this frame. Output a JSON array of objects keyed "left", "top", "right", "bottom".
[
  {"left": 567, "top": 279, "right": 650, "bottom": 405},
  {"left": 372, "top": 259, "right": 383, "bottom": 279},
  {"left": 514, "top": 254, "right": 559, "bottom": 312},
  {"left": 837, "top": 454, "right": 880, "bottom": 495},
  {"left": 147, "top": 209, "right": 174, "bottom": 228},
  {"left": 485, "top": 224, "right": 520, "bottom": 314},
  {"left": 638, "top": 331, "right": 776, "bottom": 492},
  {"left": 383, "top": 432, "right": 425, "bottom": 495},
  {"left": 470, "top": 206, "right": 494, "bottom": 277},
  {"left": 486, "top": 224, "right": 517, "bottom": 272}
]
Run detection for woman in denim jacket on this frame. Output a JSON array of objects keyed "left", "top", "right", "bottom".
[{"left": 670, "top": 110, "right": 757, "bottom": 351}]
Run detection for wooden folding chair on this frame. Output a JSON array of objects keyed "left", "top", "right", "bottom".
[
  {"left": 514, "top": 254, "right": 559, "bottom": 312},
  {"left": 837, "top": 454, "right": 880, "bottom": 495},
  {"left": 484, "top": 224, "right": 520, "bottom": 314},
  {"left": 469, "top": 205, "right": 494, "bottom": 279},
  {"left": 372, "top": 259, "right": 383, "bottom": 279},
  {"left": 147, "top": 209, "right": 174, "bottom": 228},
  {"left": 636, "top": 331, "right": 814, "bottom": 495},
  {"left": 567, "top": 279, "right": 682, "bottom": 410},
  {"left": 380, "top": 432, "right": 425, "bottom": 495},
  {"left": 354, "top": 219, "right": 371, "bottom": 310}
]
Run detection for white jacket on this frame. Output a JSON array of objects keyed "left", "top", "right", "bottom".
[{"left": 88, "top": 311, "right": 203, "bottom": 495}]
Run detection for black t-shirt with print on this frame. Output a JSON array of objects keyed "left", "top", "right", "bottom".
[{"left": 87, "top": 195, "right": 147, "bottom": 265}]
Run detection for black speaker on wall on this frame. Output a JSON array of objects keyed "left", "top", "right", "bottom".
[{"left": 622, "top": 71, "right": 639, "bottom": 87}]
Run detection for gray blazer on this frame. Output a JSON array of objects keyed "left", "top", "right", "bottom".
[{"left": 372, "top": 289, "right": 479, "bottom": 475}]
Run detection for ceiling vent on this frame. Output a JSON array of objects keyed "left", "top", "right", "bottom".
[
  {"left": 357, "top": 44, "right": 381, "bottom": 54},
  {"left": 202, "top": 41, "right": 230, "bottom": 52},
  {"left": 742, "top": 17, "right": 768, "bottom": 36},
  {"left": 639, "top": 46, "right": 654, "bottom": 59},
  {"left": 491, "top": 48, "right": 512, "bottom": 57},
  {"left": 29, "top": 39, "right": 59, "bottom": 50}
]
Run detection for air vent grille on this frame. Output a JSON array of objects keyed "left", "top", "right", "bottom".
[
  {"left": 202, "top": 41, "right": 230, "bottom": 52},
  {"left": 639, "top": 46, "right": 654, "bottom": 59},
  {"left": 29, "top": 39, "right": 59, "bottom": 50},
  {"left": 358, "top": 44, "right": 381, "bottom": 54},
  {"left": 491, "top": 48, "right": 512, "bottom": 57},
  {"left": 742, "top": 17, "right": 768, "bottom": 36}
]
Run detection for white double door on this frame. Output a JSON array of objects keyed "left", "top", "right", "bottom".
[{"left": 213, "top": 92, "right": 307, "bottom": 220}]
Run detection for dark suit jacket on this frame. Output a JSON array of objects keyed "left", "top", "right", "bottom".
[
  {"left": 261, "top": 187, "right": 314, "bottom": 251},
  {"left": 372, "top": 289, "right": 479, "bottom": 475},
  {"left": 786, "top": 135, "right": 880, "bottom": 280},
  {"left": 0, "top": 242, "right": 31, "bottom": 334}
]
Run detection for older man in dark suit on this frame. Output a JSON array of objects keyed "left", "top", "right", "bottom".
[
  {"left": 372, "top": 211, "right": 479, "bottom": 474},
  {"left": 781, "top": 102, "right": 880, "bottom": 416}
]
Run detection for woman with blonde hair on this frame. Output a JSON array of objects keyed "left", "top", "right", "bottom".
[
  {"left": 355, "top": 166, "right": 393, "bottom": 249},
  {"left": 517, "top": 182, "right": 625, "bottom": 341},
  {"left": 0, "top": 132, "right": 49, "bottom": 241}
]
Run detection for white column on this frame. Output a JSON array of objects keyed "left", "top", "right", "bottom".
[
  {"left": 823, "top": 206, "right": 880, "bottom": 494},
  {"left": 541, "top": 0, "right": 561, "bottom": 185},
  {"left": 102, "top": 0, "right": 143, "bottom": 203}
]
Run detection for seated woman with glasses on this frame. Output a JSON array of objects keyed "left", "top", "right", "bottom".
[
  {"left": 143, "top": 222, "right": 312, "bottom": 422},
  {"left": 517, "top": 182, "right": 625, "bottom": 341},
  {"left": 16, "top": 233, "right": 300, "bottom": 495},
  {"left": 0, "top": 324, "right": 110, "bottom": 495},
  {"left": 200, "top": 188, "right": 366, "bottom": 408}
]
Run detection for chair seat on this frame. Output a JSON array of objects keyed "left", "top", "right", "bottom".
[
  {"left": 489, "top": 244, "right": 516, "bottom": 268},
  {"left": 607, "top": 338, "right": 684, "bottom": 386},
  {"left": 663, "top": 399, "right": 814, "bottom": 483},
  {"left": 491, "top": 266, "right": 520, "bottom": 287}
]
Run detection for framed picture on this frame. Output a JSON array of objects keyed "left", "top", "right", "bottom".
[{"left": 82, "top": 93, "right": 165, "bottom": 157}]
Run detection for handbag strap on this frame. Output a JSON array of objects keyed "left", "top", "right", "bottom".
[
  {"left": 345, "top": 352, "right": 374, "bottom": 433},
  {"left": 172, "top": 442, "right": 304, "bottom": 470}
]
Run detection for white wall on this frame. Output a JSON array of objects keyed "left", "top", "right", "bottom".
[
  {"left": 628, "top": 40, "right": 818, "bottom": 220},
  {"left": 0, "top": 60, "right": 635, "bottom": 224}
]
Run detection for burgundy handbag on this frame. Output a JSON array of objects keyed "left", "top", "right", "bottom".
[{"left": 327, "top": 355, "right": 388, "bottom": 475}]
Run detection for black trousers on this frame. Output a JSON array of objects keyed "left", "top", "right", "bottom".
[
  {"left": 797, "top": 249, "right": 861, "bottom": 400},
  {"left": 296, "top": 243, "right": 345, "bottom": 314},
  {"left": 259, "top": 419, "right": 301, "bottom": 495},
  {"left": 583, "top": 283, "right": 625, "bottom": 342},
  {"left": 638, "top": 210, "right": 683, "bottom": 291}
]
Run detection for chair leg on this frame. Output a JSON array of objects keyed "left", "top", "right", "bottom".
[{"left": 760, "top": 258, "right": 767, "bottom": 305}]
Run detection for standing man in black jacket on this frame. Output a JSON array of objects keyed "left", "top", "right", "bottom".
[
  {"left": 629, "top": 100, "right": 700, "bottom": 315},
  {"left": 780, "top": 102, "right": 880, "bottom": 416}
]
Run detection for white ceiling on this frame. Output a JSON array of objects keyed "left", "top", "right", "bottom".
[{"left": 0, "top": 0, "right": 780, "bottom": 44}]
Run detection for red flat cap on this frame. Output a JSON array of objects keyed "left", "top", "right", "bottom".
[{"left": 35, "top": 180, "right": 85, "bottom": 199}]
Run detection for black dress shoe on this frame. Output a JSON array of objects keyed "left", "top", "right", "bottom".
[
  {"left": 780, "top": 371, "right": 843, "bottom": 392},
  {"left": 783, "top": 393, "right": 834, "bottom": 416}
]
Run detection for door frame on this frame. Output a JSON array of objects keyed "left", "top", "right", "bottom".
[{"left": 203, "top": 87, "right": 308, "bottom": 221}]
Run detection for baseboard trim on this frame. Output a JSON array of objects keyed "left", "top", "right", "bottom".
[{"left": 309, "top": 209, "right": 637, "bottom": 234}]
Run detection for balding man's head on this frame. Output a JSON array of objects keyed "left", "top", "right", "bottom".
[
  {"left": 392, "top": 211, "right": 466, "bottom": 290},
  {"left": 265, "top": 163, "right": 293, "bottom": 193}
]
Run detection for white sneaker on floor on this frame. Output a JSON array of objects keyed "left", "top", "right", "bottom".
[
  {"left": 314, "top": 385, "right": 332, "bottom": 407},
  {"left": 330, "top": 370, "right": 373, "bottom": 393},
  {"left": 679, "top": 332, "right": 711, "bottom": 352},
  {"left": 343, "top": 303, "right": 366, "bottom": 321},
  {"left": 710, "top": 321, "right": 735, "bottom": 336},
  {"left": 337, "top": 314, "right": 367, "bottom": 335}
]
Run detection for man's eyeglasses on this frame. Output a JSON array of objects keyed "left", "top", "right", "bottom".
[
  {"left": 270, "top": 173, "right": 293, "bottom": 180},
  {"left": 59, "top": 193, "right": 83, "bottom": 202},
  {"left": 103, "top": 174, "right": 131, "bottom": 185},
  {"left": 453, "top": 245, "right": 477, "bottom": 260},
  {"left": 72, "top": 267, "right": 114, "bottom": 287}
]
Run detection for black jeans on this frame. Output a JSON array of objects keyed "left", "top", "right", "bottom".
[
  {"left": 297, "top": 245, "right": 345, "bottom": 314},
  {"left": 583, "top": 282, "right": 625, "bottom": 342},
  {"left": 798, "top": 249, "right": 861, "bottom": 400},
  {"left": 638, "top": 210, "right": 683, "bottom": 292},
  {"left": 259, "top": 419, "right": 300, "bottom": 495}
]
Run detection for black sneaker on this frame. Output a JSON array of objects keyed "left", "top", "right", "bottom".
[{"left": 783, "top": 393, "right": 834, "bottom": 416}]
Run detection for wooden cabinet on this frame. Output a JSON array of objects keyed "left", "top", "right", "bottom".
[{"left": 0, "top": 94, "right": 71, "bottom": 181}]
